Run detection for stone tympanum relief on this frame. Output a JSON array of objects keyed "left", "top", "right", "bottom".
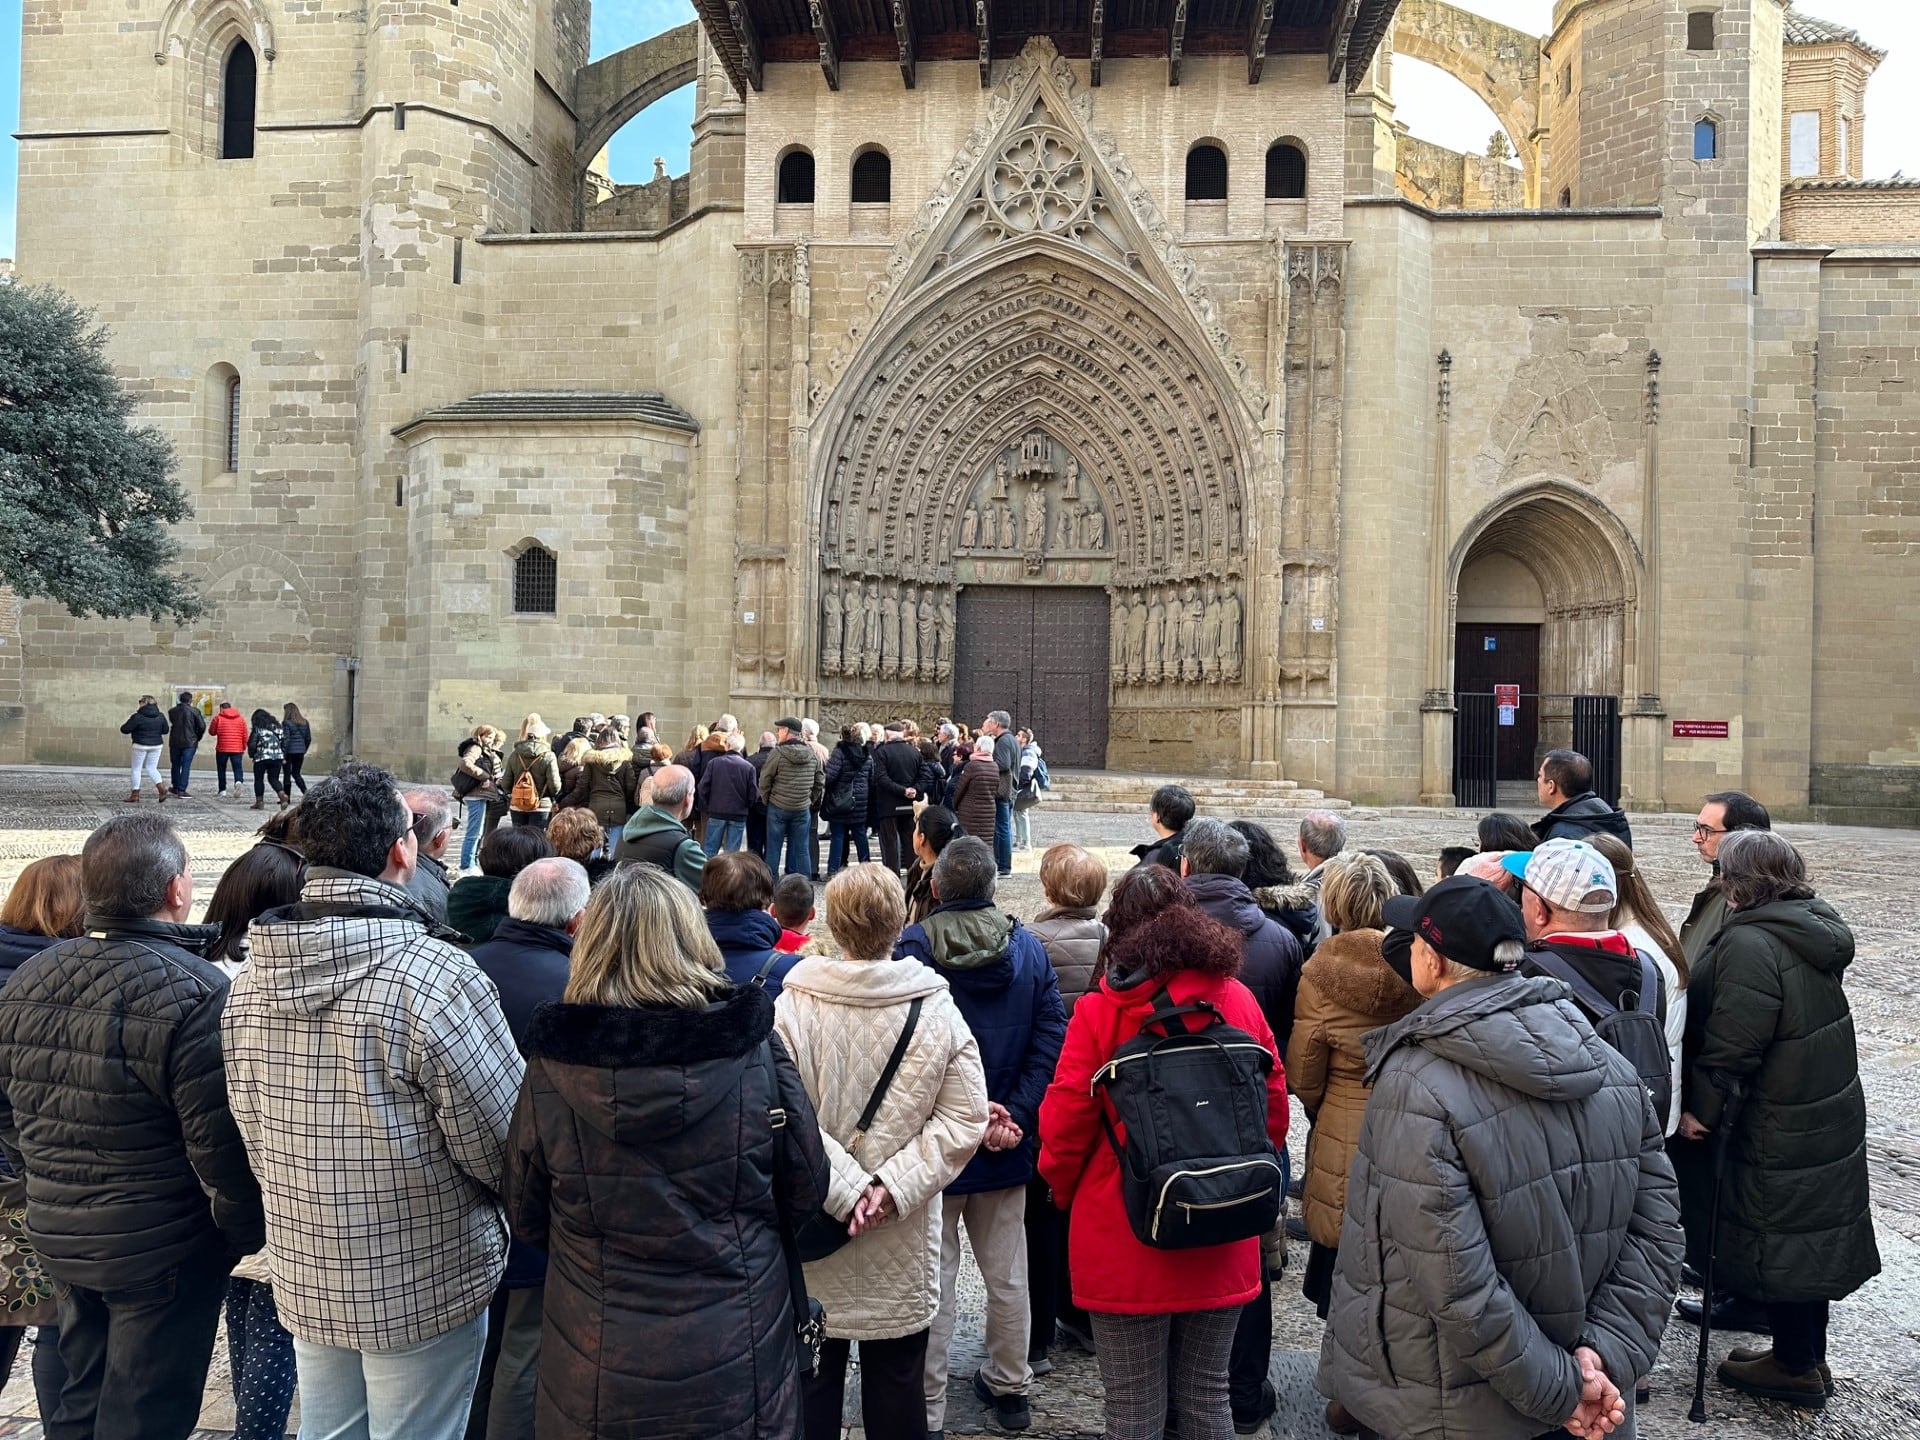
[{"left": 954, "top": 432, "right": 1111, "bottom": 575}]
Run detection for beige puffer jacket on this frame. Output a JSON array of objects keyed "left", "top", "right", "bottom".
[{"left": 774, "top": 955, "right": 988, "bottom": 1342}]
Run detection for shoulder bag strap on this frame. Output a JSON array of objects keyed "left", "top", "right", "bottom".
[
  {"left": 762, "top": 1041, "right": 824, "bottom": 1372},
  {"left": 852, "top": 996, "right": 924, "bottom": 1142},
  {"left": 753, "top": 950, "right": 784, "bottom": 987},
  {"left": 1634, "top": 950, "right": 1661, "bottom": 1017},
  {"left": 1529, "top": 948, "right": 1617, "bottom": 1016}
]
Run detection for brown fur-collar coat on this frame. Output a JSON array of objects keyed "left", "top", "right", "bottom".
[{"left": 1286, "top": 928, "right": 1421, "bottom": 1247}]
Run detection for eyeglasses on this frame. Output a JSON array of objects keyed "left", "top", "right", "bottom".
[{"left": 1691, "top": 823, "right": 1728, "bottom": 838}]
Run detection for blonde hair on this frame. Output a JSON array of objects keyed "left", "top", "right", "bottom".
[
  {"left": 472, "top": 724, "right": 505, "bottom": 749},
  {"left": 519, "top": 712, "right": 550, "bottom": 741},
  {"left": 0, "top": 854, "right": 86, "bottom": 939},
  {"left": 558, "top": 736, "right": 590, "bottom": 767},
  {"left": 564, "top": 865, "right": 730, "bottom": 1010},
  {"left": 1320, "top": 852, "right": 1395, "bottom": 934},
  {"left": 546, "top": 808, "right": 606, "bottom": 865},
  {"left": 823, "top": 863, "right": 907, "bottom": 962},
  {"left": 1040, "top": 844, "right": 1108, "bottom": 910},
  {"left": 686, "top": 725, "right": 709, "bottom": 748}
]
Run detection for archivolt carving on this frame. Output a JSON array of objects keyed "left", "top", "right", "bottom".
[
  {"left": 156, "top": 0, "right": 275, "bottom": 62},
  {"left": 819, "top": 36, "right": 1261, "bottom": 415}
]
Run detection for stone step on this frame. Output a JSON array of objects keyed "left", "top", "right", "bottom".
[{"left": 1041, "top": 769, "right": 1350, "bottom": 814}]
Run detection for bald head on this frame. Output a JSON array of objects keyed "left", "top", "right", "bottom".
[{"left": 651, "top": 764, "right": 695, "bottom": 815}]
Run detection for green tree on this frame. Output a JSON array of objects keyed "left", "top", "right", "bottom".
[{"left": 0, "top": 283, "right": 203, "bottom": 622}]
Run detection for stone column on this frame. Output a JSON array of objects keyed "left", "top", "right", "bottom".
[{"left": 1420, "top": 350, "right": 1455, "bottom": 805}]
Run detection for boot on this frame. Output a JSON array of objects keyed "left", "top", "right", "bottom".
[
  {"left": 1325, "top": 1400, "right": 1362, "bottom": 1436},
  {"left": 278, "top": 791, "right": 291, "bottom": 809},
  {"left": 1728, "top": 1346, "right": 1833, "bottom": 1396},
  {"left": 1676, "top": 1292, "right": 1772, "bottom": 1334},
  {"left": 157, "top": 782, "right": 169, "bottom": 804},
  {"left": 1717, "top": 1350, "right": 1828, "bottom": 1409},
  {"left": 252, "top": 795, "right": 266, "bottom": 810},
  {"left": 125, "top": 789, "right": 141, "bottom": 804}
]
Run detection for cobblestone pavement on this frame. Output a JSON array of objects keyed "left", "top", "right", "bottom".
[{"left": 1, "top": 768, "right": 1916, "bottom": 1439}]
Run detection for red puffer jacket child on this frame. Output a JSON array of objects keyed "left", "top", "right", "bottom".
[
  {"left": 1039, "top": 894, "right": 1289, "bottom": 1316},
  {"left": 208, "top": 704, "right": 250, "bottom": 755}
]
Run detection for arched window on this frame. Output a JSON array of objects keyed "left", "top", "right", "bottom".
[
  {"left": 1687, "top": 11, "right": 1716, "bottom": 50},
  {"left": 1264, "top": 142, "right": 1307, "bottom": 200},
  {"left": 225, "top": 375, "right": 242, "bottom": 472},
  {"left": 222, "top": 40, "right": 257, "bottom": 160},
  {"left": 1185, "top": 144, "right": 1228, "bottom": 201},
  {"left": 777, "top": 149, "right": 815, "bottom": 204},
  {"left": 851, "top": 149, "right": 891, "bottom": 204},
  {"left": 1693, "top": 118, "right": 1719, "bottom": 161},
  {"left": 513, "top": 545, "right": 558, "bottom": 615}
]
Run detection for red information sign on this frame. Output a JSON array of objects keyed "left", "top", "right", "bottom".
[
  {"left": 1494, "top": 684, "right": 1521, "bottom": 708},
  {"left": 1672, "top": 720, "right": 1730, "bottom": 739}
]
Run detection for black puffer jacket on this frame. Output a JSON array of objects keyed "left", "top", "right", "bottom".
[
  {"left": 822, "top": 740, "right": 872, "bottom": 824},
  {"left": 119, "top": 703, "right": 169, "bottom": 747},
  {"left": 508, "top": 985, "right": 829, "bottom": 1440},
  {"left": 0, "top": 918, "right": 264, "bottom": 1288},
  {"left": 1533, "top": 793, "right": 1632, "bottom": 847},
  {"left": 1683, "top": 897, "right": 1879, "bottom": 1303},
  {"left": 1187, "top": 872, "right": 1306, "bottom": 1043}
]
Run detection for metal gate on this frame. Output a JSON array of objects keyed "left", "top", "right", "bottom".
[
  {"left": 1452, "top": 693, "right": 1621, "bottom": 810},
  {"left": 953, "top": 587, "right": 1110, "bottom": 769}
]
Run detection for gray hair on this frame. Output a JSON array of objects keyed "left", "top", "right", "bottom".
[
  {"left": 759, "top": 730, "right": 776, "bottom": 747},
  {"left": 717, "top": 713, "right": 738, "bottom": 734},
  {"left": 1181, "top": 817, "right": 1249, "bottom": 879},
  {"left": 652, "top": 764, "right": 694, "bottom": 810},
  {"left": 938, "top": 722, "right": 957, "bottom": 741},
  {"left": 988, "top": 709, "right": 1012, "bottom": 730},
  {"left": 81, "top": 813, "right": 189, "bottom": 919},
  {"left": 801, "top": 718, "right": 820, "bottom": 739},
  {"left": 933, "top": 836, "right": 998, "bottom": 903},
  {"left": 726, "top": 731, "right": 746, "bottom": 753},
  {"left": 509, "top": 858, "right": 592, "bottom": 928},
  {"left": 1438, "top": 938, "right": 1527, "bottom": 984},
  {"left": 1716, "top": 830, "right": 1815, "bottom": 912},
  {"left": 1300, "top": 809, "right": 1347, "bottom": 863},
  {"left": 403, "top": 789, "right": 455, "bottom": 845},
  {"left": 973, "top": 736, "right": 994, "bottom": 758}
]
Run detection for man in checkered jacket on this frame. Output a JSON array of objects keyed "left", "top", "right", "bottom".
[{"left": 223, "top": 762, "right": 524, "bottom": 1439}]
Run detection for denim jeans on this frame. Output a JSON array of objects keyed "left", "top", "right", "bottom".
[
  {"left": 168, "top": 746, "right": 196, "bottom": 795},
  {"left": 766, "top": 805, "right": 812, "bottom": 880},
  {"left": 1013, "top": 803, "right": 1034, "bottom": 851},
  {"left": 293, "top": 1310, "right": 487, "bottom": 1440},
  {"left": 217, "top": 753, "right": 245, "bottom": 790},
  {"left": 703, "top": 817, "right": 747, "bottom": 856},
  {"left": 994, "top": 798, "right": 1014, "bottom": 873},
  {"left": 460, "top": 798, "right": 489, "bottom": 869},
  {"left": 47, "top": 1241, "right": 231, "bottom": 1440},
  {"left": 828, "top": 821, "right": 870, "bottom": 872}
]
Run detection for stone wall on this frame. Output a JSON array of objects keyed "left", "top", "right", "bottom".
[
  {"left": 1395, "top": 133, "right": 1528, "bottom": 210},
  {"left": 1781, "top": 182, "right": 1920, "bottom": 244}
]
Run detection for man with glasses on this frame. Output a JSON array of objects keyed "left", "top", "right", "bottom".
[{"left": 1680, "top": 790, "right": 1771, "bottom": 971}]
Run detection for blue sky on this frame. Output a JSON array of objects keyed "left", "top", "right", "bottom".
[{"left": 1, "top": 0, "right": 1914, "bottom": 253}]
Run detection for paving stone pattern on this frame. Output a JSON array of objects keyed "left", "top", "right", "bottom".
[{"left": 0, "top": 769, "right": 1916, "bottom": 1438}]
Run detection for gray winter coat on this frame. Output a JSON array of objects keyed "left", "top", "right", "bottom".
[
  {"left": 1026, "top": 905, "right": 1104, "bottom": 1014},
  {"left": 1318, "top": 975, "right": 1682, "bottom": 1440}
]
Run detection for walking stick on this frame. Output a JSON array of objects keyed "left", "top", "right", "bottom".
[{"left": 1688, "top": 1076, "right": 1749, "bottom": 1424}]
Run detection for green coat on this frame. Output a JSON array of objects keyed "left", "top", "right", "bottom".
[
  {"left": 1679, "top": 882, "right": 1729, "bottom": 973},
  {"left": 1683, "top": 897, "right": 1879, "bottom": 1303}
]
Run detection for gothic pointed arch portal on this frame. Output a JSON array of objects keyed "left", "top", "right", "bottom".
[{"left": 801, "top": 41, "right": 1263, "bottom": 763}]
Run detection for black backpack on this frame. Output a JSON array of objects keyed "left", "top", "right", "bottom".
[
  {"left": 1094, "top": 988, "right": 1284, "bottom": 1250},
  {"left": 1529, "top": 947, "right": 1673, "bottom": 1124}
]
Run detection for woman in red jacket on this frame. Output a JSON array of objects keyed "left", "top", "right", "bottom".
[{"left": 1039, "top": 865, "right": 1288, "bottom": 1440}]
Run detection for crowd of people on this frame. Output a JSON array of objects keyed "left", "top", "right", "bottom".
[
  {"left": 13, "top": 721, "right": 1880, "bottom": 1440},
  {"left": 118, "top": 693, "right": 313, "bottom": 809}
]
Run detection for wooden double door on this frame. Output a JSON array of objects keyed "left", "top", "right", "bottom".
[{"left": 953, "top": 587, "right": 1110, "bottom": 769}]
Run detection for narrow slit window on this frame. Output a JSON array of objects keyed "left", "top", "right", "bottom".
[
  {"left": 1694, "top": 118, "right": 1719, "bottom": 161},
  {"left": 452, "top": 237, "right": 464, "bottom": 284},
  {"left": 225, "top": 376, "right": 242, "bottom": 472},
  {"left": 221, "top": 41, "right": 257, "bottom": 160},
  {"left": 1687, "top": 11, "right": 1716, "bottom": 50},
  {"left": 394, "top": 102, "right": 407, "bottom": 131},
  {"left": 513, "top": 547, "right": 558, "bottom": 614}
]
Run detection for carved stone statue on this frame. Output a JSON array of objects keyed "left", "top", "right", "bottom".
[
  {"left": 1054, "top": 502, "right": 1075, "bottom": 553},
  {"left": 937, "top": 591, "right": 957, "bottom": 680},
  {"left": 866, "top": 500, "right": 885, "bottom": 555},
  {"left": 996, "top": 500, "right": 1016, "bottom": 550},
  {"left": 1200, "top": 584, "right": 1223, "bottom": 683},
  {"left": 917, "top": 589, "right": 938, "bottom": 678},
  {"left": 900, "top": 586, "right": 919, "bottom": 679},
  {"left": 820, "top": 577, "right": 843, "bottom": 676},
  {"left": 1024, "top": 485, "right": 1047, "bottom": 551},
  {"left": 844, "top": 579, "right": 867, "bottom": 674},
  {"left": 1110, "top": 595, "right": 1126, "bottom": 677},
  {"left": 880, "top": 584, "right": 901, "bottom": 678},
  {"left": 1146, "top": 589, "right": 1167, "bottom": 682},
  {"left": 1065, "top": 462, "right": 1082, "bottom": 500},
  {"left": 1082, "top": 504, "right": 1107, "bottom": 551},
  {"left": 1179, "top": 585, "right": 1202, "bottom": 681},
  {"left": 1125, "top": 593, "right": 1148, "bottom": 679},
  {"left": 1221, "top": 587, "right": 1243, "bottom": 681},
  {"left": 993, "top": 456, "right": 1010, "bottom": 499},
  {"left": 856, "top": 583, "right": 881, "bottom": 678},
  {"left": 1151, "top": 515, "right": 1166, "bottom": 563},
  {"left": 960, "top": 505, "right": 980, "bottom": 549},
  {"left": 1165, "top": 588, "right": 1187, "bottom": 677}
]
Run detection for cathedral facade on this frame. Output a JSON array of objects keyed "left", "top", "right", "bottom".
[{"left": 6, "top": 0, "right": 1917, "bottom": 820}]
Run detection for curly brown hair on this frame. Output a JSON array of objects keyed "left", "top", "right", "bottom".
[{"left": 1102, "top": 865, "right": 1243, "bottom": 982}]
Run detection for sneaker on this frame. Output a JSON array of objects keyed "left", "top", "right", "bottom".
[
  {"left": 1026, "top": 1347, "right": 1054, "bottom": 1377},
  {"left": 1717, "top": 1349, "right": 1828, "bottom": 1409},
  {"left": 1286, "top": 1175, "right": 1305, "bottom": 1201},
  {"left": 1232, "top": 1380, "right": 1278, "bottom": 1435},
  {"left": 1054, "top": 1318, "right": 1096, "bottom": 1354},
  {"left": 972, "top": 1369, "right": 1030, "bottom": 1431},
  {"left": 1727, "top": 1346, "right": 1834, "bottom": 1396},
  {"left": 1285, "top": 1215, "right": 1310, "bottom": 1242}
]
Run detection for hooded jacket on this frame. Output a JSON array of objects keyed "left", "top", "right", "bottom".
[
  {"left": 447, "top": 873, "right": 515, "bottom": 946},
  {"left": 1533, "top": 792, "right": 1633, "bottom": 847},
  {"left": 1284, "top": 929, "right": 1421, "bottom": 1247},
  {"left": 1317, "top": 975, "right": 1682, "bottom": 1440},
  {"left": 223, "top": 870, "right": 524, "bottom": 1350},
  {"left": 896, "top": 899, "right": 1066, "bottom": 1194},
  {"left": 508, "top": 987, "right": 828, "bottom": 1440},
  {"left": 209, "top": 705, "right": 249, "bottom": 755},
  {"left": 773, "top": 955, "right": 988, "bottom": 1341},
  {"left": 759, "top": 737, "right": 825, "bottom": 814},
  {"left": 707, "top": 907, "right": 799, "bottom": 998},
  {"left": 1682, "top": 897, "right": 1878, "bottom": 1303},
  {"left": 1250, "top": 880, "right": 1323, "bottom": 957},
  {"left": 1038, "top": 908, "right": 1289, "bottom": 1316},
  {"left": 0, "top": 917, "right": 264, "bottom": 1288},
  {"left": 949, "top": 755, "right": 1000, "bottom": 845},
  {"left": 614, "top": 806, "right": 707, "bottom": 892},
  {"left": 696, "top": 749, "right": 759, "bottom": 823},
  {"left": 168, "top": 700, "right": 207, "bottom": 755},
  {"left": 505, "top": 738, "right": 563, "bottom": 811},
  {"left": 1185, "top": 871, "right": 1306, "bottom": 1046},
  {"left": 564, "top": 744, "right": 637, "bottom": 828},
  {"left": 1026, "top": 904, "right": 1105, "bottom": 1013},
  {"left": 119, "top": 702, "right": 169, "bottom": 747},
  {"left": 820, "top": 739, "right": 871, "bottom": 824}
]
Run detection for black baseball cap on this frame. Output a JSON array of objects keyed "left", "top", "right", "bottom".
[{"left": 1382, "top": 876, "right": 1526, "bottom": 973}]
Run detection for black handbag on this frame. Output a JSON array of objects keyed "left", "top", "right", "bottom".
[{"left": 766, "top": 1048, "right": 827, "bottom": 1380}]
